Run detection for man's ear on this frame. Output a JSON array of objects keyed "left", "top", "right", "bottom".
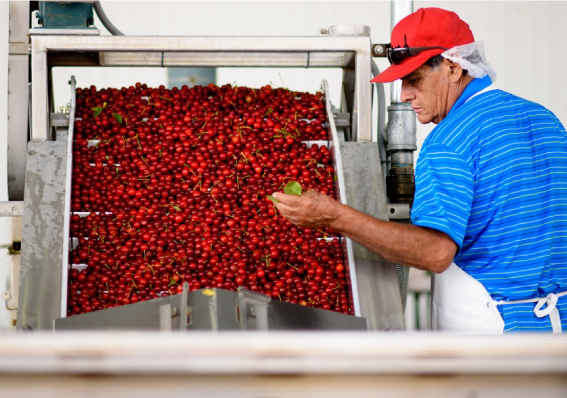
[{"left": 446, "top": 59, "right": 465, "bottom": 83}]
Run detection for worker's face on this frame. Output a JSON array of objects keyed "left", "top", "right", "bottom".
[{"left": 400, "top": 61, "right": 453, "bottom": 125}]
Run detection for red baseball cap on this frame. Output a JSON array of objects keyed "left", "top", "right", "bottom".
[{"left": 371, "top": 8, "right": 475, "bottom": 83}]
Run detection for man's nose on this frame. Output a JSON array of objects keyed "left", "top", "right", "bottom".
[{"left": 400, "top": 81, "right": 414, "bottom": 103}]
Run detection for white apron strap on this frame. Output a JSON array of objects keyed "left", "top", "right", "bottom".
[{"left": 490, "top": 291, "right": 567, "bottom": 334}]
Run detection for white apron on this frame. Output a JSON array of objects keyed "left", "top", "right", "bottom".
[{"left": 431, "top": 263, "right": 566, "bottom": 333}]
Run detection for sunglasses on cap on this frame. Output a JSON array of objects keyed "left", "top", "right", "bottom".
[{"left": 387, "top": 35, "right": 448, "bottom": 65}]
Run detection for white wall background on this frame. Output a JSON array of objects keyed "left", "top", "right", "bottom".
[
  {"left": 51, "top": 1, "right": 567, "bottom": 147},
  {"left": 1, "top": 1, "right": 567, "bottom": 329}
]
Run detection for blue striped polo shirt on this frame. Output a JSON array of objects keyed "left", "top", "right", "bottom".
[{"left": 412, "top": 75, "right": 567, "bottom": 332}]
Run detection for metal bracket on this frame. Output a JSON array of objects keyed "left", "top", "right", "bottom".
[
  {"left": 372, "top": 43, "right": 389, "bottom": 58},
  {"left": 157, "top": 283, "right": 190, "bottom": 331},
  {"left": 237, "top": 287, "right": 271, "bottom": 330},
  {"left": 0, "top": 201, "right": 24, "bottom": 217},
  {"left": 50, "top": 112, "right": 70, "bottom": 127},
  {"left": 333, "top": 111, "right": 351, "bottom": 127},
  {"left": 179, "top": 282, "right": 190, "bottom": 330},
  {"left": 159, "top": 304, "right": 173, "bottom": 331}
]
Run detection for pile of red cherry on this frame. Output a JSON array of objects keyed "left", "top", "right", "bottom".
[{"left": 67, "top": 82, "right": 352, "bottom": 317}]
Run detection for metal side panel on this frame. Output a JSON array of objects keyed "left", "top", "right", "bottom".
[
  {"left": 188, "top": 289, "right": 240, "bottom": 331},
  {"left": 340, "top": 142, "right": 405, "bottom": 331},
  {"left": 267, "top": 299, "right": 367, "bottom": 330},
  {"left": 18, "top": 141, "right": 68, "bottom": 330},
  {"left": 53, "top": 288, "right": 365, "bottom": 331},
  {"left": 55, "top": 294, "right": 185, "bottom": 331}
]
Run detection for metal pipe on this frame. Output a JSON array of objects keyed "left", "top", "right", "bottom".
[
  {"left": 386, "top": 103, "right": 416, "bottom": 155},
  {"left": 390, "top": 151, "right": 414, "bottom": 169},
  {"left": 388, "top": 1, "right": 415, "bottom": 312},
  {"left": 93, "top": 1, "right": 124, "bottom": 36},
  {"left": 390, "top": 0, "right": 413, "bottom": 104},
  {"left": 386, "top": 0, "right": 416, "bottom": 179}
]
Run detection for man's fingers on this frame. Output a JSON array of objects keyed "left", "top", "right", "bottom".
[
  {"left": 272, "top": 191, "right": 303, "bottom": 206},
  {"left": 273, "top": 201, "right": 295, "bottom": 214}
]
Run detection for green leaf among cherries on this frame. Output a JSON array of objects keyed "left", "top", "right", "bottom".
[
  {"left": 113, "top": 112, "right": 123, "bottom": 124},
  {"left": 92, "top": 106, "right": 103, "bottom": 117},
  {"left": 284, "top": 180, "right": 302, "bottom": 196},
  {"left": 91, "top": 101, "right": 107, "bottom": 118},
  {"left": 267, "top": 181, "right": 302, "bottom": 204}
]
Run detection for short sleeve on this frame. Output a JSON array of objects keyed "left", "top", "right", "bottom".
[{"left": 411, "top": 143, "right": 474, "bottom": 249}]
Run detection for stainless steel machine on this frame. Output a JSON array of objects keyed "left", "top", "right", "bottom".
[
  {"left": 4, "top": 1, "right": 417, "bottom": 332},
  {"left": 4, "top": 5, "right": 567, "bottom": 397}
]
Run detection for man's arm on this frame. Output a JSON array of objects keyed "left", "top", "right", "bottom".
[{"left": 272, "top": 190, "right": 457, "bottom": 273}]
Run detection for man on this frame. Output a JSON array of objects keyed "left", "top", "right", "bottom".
[{"left": 272, "top": 8, "right": 567, "bottom": 333}]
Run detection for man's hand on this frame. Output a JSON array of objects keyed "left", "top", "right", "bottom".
[{"left": 272, "top": 190, "right": 342, "bottom": 229}]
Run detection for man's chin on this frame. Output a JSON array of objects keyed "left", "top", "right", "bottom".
[{"left": 417, "top": 114, "right": 434, "bottom": 125}]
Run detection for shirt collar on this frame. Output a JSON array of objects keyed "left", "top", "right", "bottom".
[{"left": 447, "top": 75, "right": 493, "bottom": 117}]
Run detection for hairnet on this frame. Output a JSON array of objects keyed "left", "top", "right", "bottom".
[{"left": 441, "top": 41, "right": 497, "bottom": 82}]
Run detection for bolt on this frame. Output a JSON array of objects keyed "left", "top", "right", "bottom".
[{"left": 373, "top": 45, "right": 384, "bottom": 56}]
